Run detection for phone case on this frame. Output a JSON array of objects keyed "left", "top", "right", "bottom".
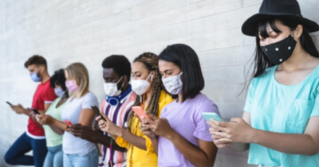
[
  {"left": 65, "top": 120, "right": 73, "bottom": 126},
  {"left": 132, "top": 106, "right": 150, "bottom": 120},
  {"left": 202, "top": 112, "right": 223, "bottom": 122}
]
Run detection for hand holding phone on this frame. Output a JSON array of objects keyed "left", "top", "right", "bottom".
[
  {"left": 132, "top": 106, "right": 150, "bottom": 121},
  {"left": 202, "top": 112, "right": 223, "bottom": 122},
  {"left": 31, "top": 108, "right": 40, "bottom": 115},
  {"left": 91, "top": 105, "right": 106, "bottom": 121}
]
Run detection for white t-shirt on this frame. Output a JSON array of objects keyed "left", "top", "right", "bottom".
[{"left": 61, "top": 92, "right": 99, "bottom": 154}]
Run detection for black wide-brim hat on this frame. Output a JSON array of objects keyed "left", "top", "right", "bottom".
[{"left": 242, "top": 0, "right": 319, "bottom": 36}]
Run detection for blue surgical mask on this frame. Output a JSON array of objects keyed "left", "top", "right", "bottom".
[
  {"left": 54, "top": 88, "right": 65, "bottom": 98},
  {"left": 30, "top": 72, "right": 41, "bottom": 82}
]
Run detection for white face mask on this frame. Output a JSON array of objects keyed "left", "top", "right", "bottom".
[
  {"left": 131, "top": 73, "right": 152, "bottom": 95},
  {"left": 103, "top": 77, "right": 123, "bottom": 97},
  {"left": 54, "top": 88, "right": 65, "bottom": 98},
  {"left": 162, "top": 72, "right": 183, "bottom": 95}
]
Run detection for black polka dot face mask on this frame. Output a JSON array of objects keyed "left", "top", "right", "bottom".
[{"left": 260, "top": 35, "right": 297, "bottom": 65}]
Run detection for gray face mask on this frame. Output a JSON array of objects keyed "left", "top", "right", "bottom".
[
  {"left": 162, "top": 72, "right": 183, "bottom": 95},
  {"left": 261, "top": 35, "right": 297, "bottom": 65},
  {"left": 54, "top": 88, "right": 65, "bottom": 98}
]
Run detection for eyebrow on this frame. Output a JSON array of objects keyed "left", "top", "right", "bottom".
[{"left": 163, "top": 69, "right": 173, "bottom": 73}]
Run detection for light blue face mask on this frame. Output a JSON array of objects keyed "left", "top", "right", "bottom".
[{"left": 30, "top": 72, "right": 41, "bottom": 82}]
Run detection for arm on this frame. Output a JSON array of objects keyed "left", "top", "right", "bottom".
[
  {"left": 167, "top": 131, "right": 217, "bottom": 167},
  {"left": 211, "top": 114, "right": 319, "bottom": 155},
  {"left": 118, "top": 127, "right": 147, "bottom": 150},
  {"left": 97, "top": 114, "right": 148, "bottom": 150},
  {"left": 48, "top": 124, "right": 64, "bottom": 135},
  {"left": 250, "top": 116, "right": 319, "bottom": 155},
  {"left": 69, "top": 124, "right": 126, "bottom": 152},
  {"left": 146, "top": 114, "right": 217, "bottom": 167}
]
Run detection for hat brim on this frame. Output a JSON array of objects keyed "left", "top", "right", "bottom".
[{"left": 242, "top": 13, "right": 319, "bottom": 36}]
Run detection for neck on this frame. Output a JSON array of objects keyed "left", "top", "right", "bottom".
[
  {"left": 144, "top": 87, "right": 153, "bottom": 105},
  {"left": 177, "top": 94, "right": 183, "bottom": 103},
  {"left": 41, "top": 72, "right": 50, "bottom": 83},
  {"left": 280, "top": 44, "right": 312, "bottom": 71},
  {"left": 120, "top": 83, "right": 130, "bottom": 96}
]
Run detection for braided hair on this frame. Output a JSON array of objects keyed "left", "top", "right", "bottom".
[{"left": 127, "top": 52, "right": 163, "bottom": 131}]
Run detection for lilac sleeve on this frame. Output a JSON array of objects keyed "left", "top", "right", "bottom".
[{"left": 193, "top": 99, "right": 219, "bottom": 141}]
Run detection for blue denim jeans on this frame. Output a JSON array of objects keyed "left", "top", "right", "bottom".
[
  {"left": 4, "top": 132, "right": 47, "bottom": 167},
  {"left": 63, "top": 148, "right": 98, "bottom": 167},
  {"left": 43, "top": 144, "right": 63, "bottom": 167}
]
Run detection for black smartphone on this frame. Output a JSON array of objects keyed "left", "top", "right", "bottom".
[
  {"left": 6, "top": 101, "right": 12, "bottom": 106},
  {"left": 91, "top": 106, "right": 106, "bottom": 121},
  {"left": 31, "top": 108, "right": 40, "bottom": 115}
]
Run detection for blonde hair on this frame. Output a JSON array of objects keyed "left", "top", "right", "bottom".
[{"left": 65, "top": 62, "right": 89, "bottom": 99}]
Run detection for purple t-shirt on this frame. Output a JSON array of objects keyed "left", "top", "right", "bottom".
[{"left": 158, "top": 94, "right": 219, "bottom": 167}]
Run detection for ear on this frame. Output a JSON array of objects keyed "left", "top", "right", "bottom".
[{"left": 293, "top": 24, "right": 303, "bottom": 41}]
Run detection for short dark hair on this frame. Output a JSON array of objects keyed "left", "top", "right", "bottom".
[
  {"left": 101, "top": 55, "right": 131, "bottom": 81},
  {"left": 50, "top": 69, "right": 67, "bottom": 90},
  {"left": 24, "top": 55, "right": 47, "bottom": 69},
  {"left": 159, "top": 44, "right": 205, "bottom": 102}
]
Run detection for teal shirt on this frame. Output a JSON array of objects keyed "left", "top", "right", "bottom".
[
  {"left": 43, "top": 98, "right": 66, "bottom": 147},
  {"left": 244, "top": 65, "right": 319, "bottom": 167}
]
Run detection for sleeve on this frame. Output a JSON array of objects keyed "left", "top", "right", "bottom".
[
  {"left": 193, "top": 99, "right": 219, "bottom": 141},
  {"left": 82, "top": 93, "right": 99, "bottom": 109},
  {"left": 243, "top": 79, "right": 256, "bottom": 113},
  {"left": 145, "top": 135, "right": 154, "bottom": 152},
  {"left": 115, "top": 136, "right": 129, "bottom": 149},
  {"left": 44, "top": 86, "right": 57, "bottom": 103},
  {"left": 311, "top": 88, "right": 319, "bottom": 117}
]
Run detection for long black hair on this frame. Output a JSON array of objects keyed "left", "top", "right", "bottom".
[
  {"left": 249, "top": 17, "right": 319, "bottom": 79},
  {"left": 159, "top": 44, "right": 205, "bottom": 102}
]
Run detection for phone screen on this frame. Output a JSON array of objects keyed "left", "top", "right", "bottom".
[{"left": 202, "top": 112, "right": 223, "bottom": 122}]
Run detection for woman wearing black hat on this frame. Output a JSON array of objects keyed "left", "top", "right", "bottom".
[{"left": 208, "top": 0, "right": 319, "bottom": 166}]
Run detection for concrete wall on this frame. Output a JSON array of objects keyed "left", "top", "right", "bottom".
[{"left": 0, "top": 0, "right": 318, "bottom": 167}]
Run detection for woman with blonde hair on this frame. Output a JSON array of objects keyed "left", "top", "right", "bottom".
[
  {"left": 97, "top": 53, "right": 174, "bottom": 167},
  {"left": 38, "top": 62, "right": 99, "bottom": 167}
]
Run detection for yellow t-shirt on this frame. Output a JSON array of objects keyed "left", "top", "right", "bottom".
[{"left": 116, "top": 90, "right": 174, "bottom": 167}]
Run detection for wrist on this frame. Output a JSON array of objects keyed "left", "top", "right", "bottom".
[
  {"left": 117, "top": 127, "right": 125, "bottom": 137},
  {"left": 247, "top": 128, "right": 259, "bottom": 143},
  {"left": 165, "top": 128, "right": 176, "bottom": 141}
]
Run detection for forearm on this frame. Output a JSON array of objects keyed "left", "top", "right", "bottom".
[
  {"left": 93, "top": 134, "right": 126, "bottom": 152},
  {"left": 167, "top": 131, "right": 213, "bottom": 167},
  {"left": 120, "top": 129, "right": 146, "bottom": 150},
  {"left": 49, "top": 125, "right": 64, "bottom": 135},
  {"left": 151, "top": 137, "right": 158, "bottom": 155},
  {"left": 51, "top": 119, "right": 68, "bottom": 131},
  {"left": 251, "top": 129, "right": 319, "bottom": 155}
]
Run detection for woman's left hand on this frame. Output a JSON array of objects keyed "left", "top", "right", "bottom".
[
  {"left": 209, "top": 118, "right": 255, "bottom": 143},
  {"left": 144, "top": 113, "right": 174, "bottom": 139}
]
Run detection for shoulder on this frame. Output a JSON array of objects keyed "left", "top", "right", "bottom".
[
  {"left": 193, "top": 94, "right": 216, "bottom": 107},
  {"left": 82, "top": 92, "right": 99, "bottom": 103}
]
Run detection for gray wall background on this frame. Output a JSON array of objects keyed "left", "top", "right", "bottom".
[{"left": 0, "top": 0, "right": 318, "bottom": 167}]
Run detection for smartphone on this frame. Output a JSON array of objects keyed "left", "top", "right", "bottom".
[
  {"left": 31, "top": 108, "right": 40, "bottom": 115},
  {"left": 6, "top": 101, "right": 12, "bottom": 106},
  {"left": 132, "top": 106, "right": 150, "bottom": 120},
  {"left": 91, "top": 105, "right": 106, "bottom": 121},
  {"left": 65, "top": 120, "right": 73, "bottom": 126},
  {"left": 202, "top": 112, "right": 223, "bottom": 122}
]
